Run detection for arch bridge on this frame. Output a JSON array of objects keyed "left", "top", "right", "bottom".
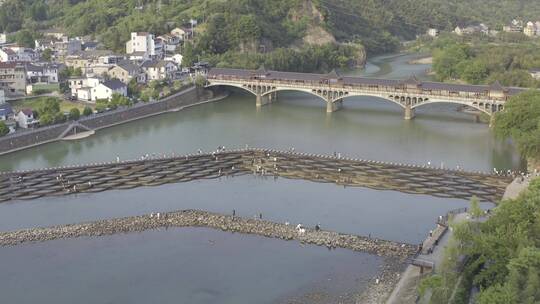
[{"left": 206, "top": 67, "right": 525, "bottom": 119}]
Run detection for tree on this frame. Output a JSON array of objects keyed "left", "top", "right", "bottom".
[
  {"left": 37, "top": 97, "right": 60, "bottom": 116},
  {"left": 73, "top": 68, "right": 83, "bottom": 77},
  {"left": 54, "top": 111, "right": 66, "bottom": 124},
  {"left": 69, "top": 108, "right": 80, "bottom": 120},
  {"left": 182, "top": 42, "right": 197, "bottom": 68},
  {"left": 38, "top": 113, "right": 54, "bottom": 126},
  {"left": 198, "top": 13, "right": 229, "bottom": 54},
  {"left": 29, "top": 1, "right": 48, "bottom": 21},
  {"left": 110, "top": 93, "right": 130, "bottom": 107},
  {"left": 494, "top": 90, "right": 540, "bottom": 162},
  {"left": 462, "top": 61, "right": 489, "bottom": 84},
  {"left": 41, "top": 48, "right": 53, "bottom": 62},
  {"left": 127, "top": 79, "right": 140, "bottom": 98},
  {"left": 433, "top": 43, "right": 471, "bottom": 81},
  {"left": 82, "top": 106, "right": 93, "bottom": 116},
  {"left": 194, "top": 74, "right": 206, "bottom": 87},
  {"left": 12, "top": 30, "right": 36, "bottom": 48},
  {"left": 469, "top": 196, "right": 483, "bottom": 218},
  {"left": 0, "top": 121, "right": 9, "bottom": 136}
]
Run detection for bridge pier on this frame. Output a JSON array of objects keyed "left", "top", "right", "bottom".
[
  {"left": 256, "top": 94, "right": 273, "bottom": 107},
  {"left": 404, "top": 105, "right": 416, "bottom": 120},
  {"left": 326, "top": 100, "right": 343, "bottom": 113}
]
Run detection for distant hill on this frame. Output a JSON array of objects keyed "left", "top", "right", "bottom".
[{"left": 2, "top": 0, "right": 540, "bottom": 72}]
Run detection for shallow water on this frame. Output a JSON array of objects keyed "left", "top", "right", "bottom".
[{"left": 0, "top": 228, "right": 382, "bottom": 304}]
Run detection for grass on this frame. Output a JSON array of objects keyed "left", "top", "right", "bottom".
[
  {"left": 31, "top": 83, "right": 60, "bottom": 92},
  {"left": 9, "top": 97, "right": 93, "bottom": 113}
]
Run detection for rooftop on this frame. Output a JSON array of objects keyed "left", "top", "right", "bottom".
[
  {"left": 103, "top": 79, "right": 126, "bottom": 90},
  {"left": 0, "top": 103, "right": 13, "bottom": 116}
]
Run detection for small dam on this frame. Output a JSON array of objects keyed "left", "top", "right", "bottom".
[{"left": 0, "top": 148, "right": 512, "bottom": 203}]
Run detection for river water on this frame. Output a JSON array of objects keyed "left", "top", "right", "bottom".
[{"left": 0, "top": 53, "right": 520, "bottom": 303}]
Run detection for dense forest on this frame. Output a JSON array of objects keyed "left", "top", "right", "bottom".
[
  {"left": 2, "top": 0, "right": 540, "bottom": 72},
  {"left": 414, "top": 34, "right": 540, "bottom": 88}
]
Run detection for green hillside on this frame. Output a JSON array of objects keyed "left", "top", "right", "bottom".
[{"left": 2, "top": 0, "right": 540, "bottom": 72}]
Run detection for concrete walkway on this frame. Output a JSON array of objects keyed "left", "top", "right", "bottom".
[
  {"left": 386, "top": 213, "right": 468, "bottom": 304},
  {"left": 502, "top": 177, "right": 530, "bottom": 200}
]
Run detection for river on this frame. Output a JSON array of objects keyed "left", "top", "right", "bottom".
[{"left": 0, "top": 53, "right": 521, "bottom": 303}]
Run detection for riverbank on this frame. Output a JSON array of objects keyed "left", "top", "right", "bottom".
[
  {"left": 0, "top": 209, "right": 417, "bottom": 258},
  {"left": 386, "top": 175, "right": 536, "bottom": 304},
  {"left": 0, "top": 87, "right": 228, "bottom": 156},
  {"left": 408, "top": 56, "right": 433, "bottom": 65}
]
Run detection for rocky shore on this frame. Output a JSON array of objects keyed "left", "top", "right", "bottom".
[
  {"left": 0, "top": 209, "right": 417, "bottom": 259},
  {"left": 357, "top": 257, "right": 409, "bottom": 304}
]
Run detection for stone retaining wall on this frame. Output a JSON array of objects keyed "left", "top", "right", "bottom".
[
  {"left": 79, "top": 86, "right": 200, "bottom": 130},
  {"left": 0, "top": 124, "right": 70, "bottom": 154},
  {"left": 0, "top": 209, "right": 417, "bottom": 259},
  {"left": 0, "top": 86, "right": 203, "bottom": 155}
]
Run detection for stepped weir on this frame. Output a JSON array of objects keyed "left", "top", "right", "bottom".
[{"left": 0, "top": 148, "right": 512, "bottom": 203}]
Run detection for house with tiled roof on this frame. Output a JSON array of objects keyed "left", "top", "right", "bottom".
[
  {"left": 107, "top": 61, "right": 146, "bottom": 84},
  {"left": 91, "top": 79, "right": 127, "bottom": 101},
  {"left": 141, "top": 60, "right": 177, "bottom": 80},
  {"left": 16, "top": 108, "right": 38, "bottom": 128},
  {"left": 0, "top": 62, "right": 27, "bottom": 95}
]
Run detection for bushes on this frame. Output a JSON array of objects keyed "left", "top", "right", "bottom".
[
  {"left": 429, "top": 37, "right": 540, "bottom": 87},
  {"left": 494, "top": 90, "right": 540, "bottom": 163},
  {"left": 69, "top": 108, "right": 80, "bottom": 120},
  {"left": 82, "top": 106, "right": 93, "bottom": 116},
  {"left": 0, "top": 121, "right": 9, "bottom": 137}
]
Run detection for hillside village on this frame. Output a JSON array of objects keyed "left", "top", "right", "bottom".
[
  {"left": 2, "top": 5, "right": 540, "bottom": 137},
  {"left": 0, "top": 22, "right": 208, "bottom": 136}
]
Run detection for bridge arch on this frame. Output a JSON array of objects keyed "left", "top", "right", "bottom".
[
  {"left": 205, "top": 83, "right": 259, "bottom": 97},
  {"left": 410, "top": 99, "right": 496, "bottom": 116},
  {"left": 340, "top": 93, "right": 407, "bottom": 110},
  {"left": 261, "top": 88, "right": 329, "bottom": 104}
]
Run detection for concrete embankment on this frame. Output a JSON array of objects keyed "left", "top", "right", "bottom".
[{"left": 0, "top": 209, "right": 417, "bottom": 259}]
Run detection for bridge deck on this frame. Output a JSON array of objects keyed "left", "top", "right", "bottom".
[{"left": 0, "top": 149, "right": 512, "bottom": 203}]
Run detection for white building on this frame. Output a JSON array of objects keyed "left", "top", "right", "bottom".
[
  {"left": 427, "top": 28, "right": 439, "bottom": 37},
  {"left": 141, "top": 60, "right": 177, "bottom": 81},
  {"left": 126, "top": 32, "right": 163, "bottom": 59},
  {"left": 91, "top": 79, "right": 127, "bottom": 101},
  {"left": 16, "top": 109, "right": 38, "bottom": 128},
  {"left": 170, "top": 27, "right": 193, "bottom": 41},
  {"left": 529, "top": 69, "right": 540, "bottom": 80},
  {"left": 0, "top": 47, "right": 38, "bottom": 62},
  {"left": 0, "top": 88, "right": 4, "bottom": 105},
  {"left": 165, "top": 54, "right": 183, "bottom": 66},
  {"left": 524, "top": 21, "right": 539, "bottom": 37},
  {"left": 0, "top": 33, "right": 6, "bottom": 45},
  {"left": 454, "top": 24, "right": 489, "bottom": 36},
  {"left": 69, "top": 76, "right": 127, "bottom": 102},
  {"left": 25, "top": 63, "right": 61, "bottom": 84},
  {"left": 68, "top": 76, "right": 101, "bottom": 99},
  {"left": 35, "top": 37, "right": 82, "bottom": 57},
  {"left": 158, "top": 34, "right": 181, "bottom": 52}
]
